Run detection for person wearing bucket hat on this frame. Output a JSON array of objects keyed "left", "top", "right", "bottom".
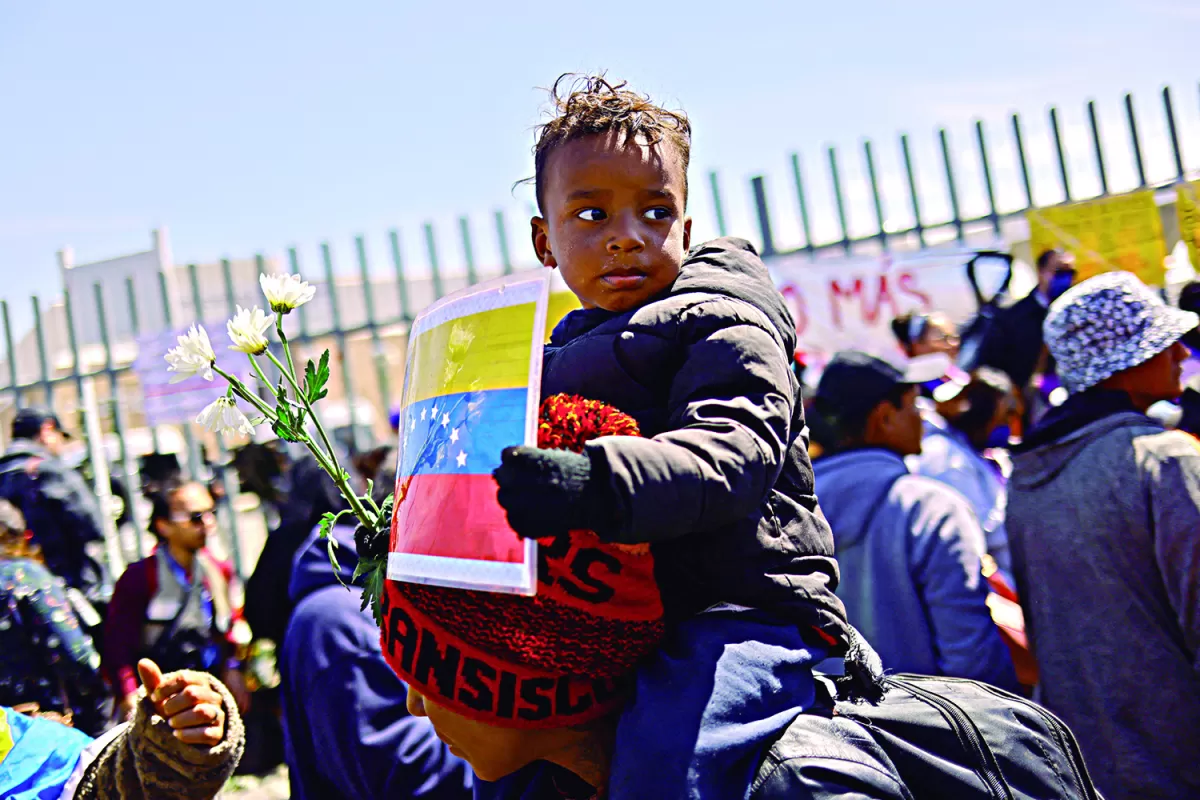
[
  {"left": 1008, "top": 271, "right": 1200, "bottom": 799},
  {"left": 810, "top": 351, "right": 1019, "bottom": 690}
]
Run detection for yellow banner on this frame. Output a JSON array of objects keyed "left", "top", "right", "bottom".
[
  {"left": 1028, "top": 190, "right": 1167, "bottom": 287},
  {"left": 1178, "top": 181, "right": 1200, "bottom": 272}
]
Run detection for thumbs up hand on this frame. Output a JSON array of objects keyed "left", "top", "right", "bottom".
[{"left": 137, "top": 658, "right": 227, "bottom": 746}]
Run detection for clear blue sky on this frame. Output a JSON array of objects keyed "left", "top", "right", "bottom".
[{"left": 1, "top": 1, "right": 1196, "bottom": 339}]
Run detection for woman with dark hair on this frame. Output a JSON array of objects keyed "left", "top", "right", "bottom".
[
  {"left": 910, "top": 367, "right": 1017, "bottom": 578},
  {"left": 891, "top": 311, "right": 960, "bottom": 360}
]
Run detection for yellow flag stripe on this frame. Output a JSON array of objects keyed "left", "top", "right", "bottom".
[{"left": 405, "top": 301, "right": 539, "bottom": 403}]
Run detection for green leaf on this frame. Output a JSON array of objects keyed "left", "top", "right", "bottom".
[
  {"left": 377, "top": 492, "right": 395, "bottom": 522},
  {"left": 358, "top": 561, "right": 387, "bottom": 626},
  {"left": 249, "top": 416, "right": 267, "bottom": 426},
  {"left": 304, "top": 350, "right": 331, "bottom": 404},
  {"left": 317, "top": 509, "right": 356, "bottom": 587}
]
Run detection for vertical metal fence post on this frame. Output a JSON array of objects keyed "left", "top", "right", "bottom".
[
  {"left": 827, "top": 146, "right": 852, "bottom": 254},
  {"left": 900, "top": 134, "right": 926, "bottom": 248},
  {"left": 1163, "top": 86, "right": 1185, "bottom": 181},
  {"left": 1011, "top": 114, "right": 1035, "bottom": 209},
  {"left": 208, "top": 261, "right": 246, "bottom": 580},
  {"left": 356, "top": 235, "right": 391, "bottom": 410},
  {"left": 2, "top": 300, "right": 20, "bottom": 408},
  {"left": 159, "top": 270, "right": 200, "bottom": 480},
  {"left": 1125, "top": 93, "right": 1147, "bottom": 187},
  {"left": 938, "top": 129, "right": 965, "bottom": 243},
  {"left": 790, "top": 154, "right": 815, "bottom": 255},
  {"left": 708, "top": 171, "right": 728, "bottom": 237},
  {"left": 750, "top": 176, "right": 776, "bottom": 257},
  {"left": 32, "top": 296, "right": 51, "bottom": 405},
  {"left": 94, "top": 282, "right": 147, "bottom": 560},
  {"left": 459, "top": 217, "right": 478, "bottom": 285},
  {"left": 863, "top": 140, "right": 888, "bottom": 249},
  {"left": 389, "top": 230, "right": 412, "bottom": 322},
  {"left": 62, "top": 290, "right": 87, "bottom": 430},
  {"left": 423, "top": 224, "right": 444, "bottom": 300},
  {"left": 1087, "top": 100, "right": 1109, "bottom": 196},
  {"left": 495, "top": 211, "right": 514, "bottom": 275},
  {"left": 322, "top": 242, "right": 360, "bottom": 453},
  {"left": 1049, "top": 107, "right": 1072, "bottom": 202},
  {"left": 126, "top": 278, "right": 160, "bottom": 454},
  {"left": 975, "top": 121, "right": 1001, "bottom": 236}
]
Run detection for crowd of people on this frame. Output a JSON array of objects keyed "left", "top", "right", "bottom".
[{"left": 3, "top": 73, "right": 1199, "bottom": 800}]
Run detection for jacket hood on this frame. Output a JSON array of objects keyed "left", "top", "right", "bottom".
[
  {"left": 1011, "top": 411, "right": 1159, "bottom": 491},
  {"left": 288, "top": 523, "right": 360, "bottom": 604},
  {"left": 550, "top": 237, "right": 798, "bottom": 352},
  {"left": 811, "top": 449, "right": 910, "bottom": 551},
  {"left": 0, "top": 440, "right": 48, "bottom": 463}
]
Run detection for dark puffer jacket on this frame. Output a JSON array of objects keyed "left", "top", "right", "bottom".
[{"left": 542, "top": 237, "right": 849, "bottom": 647}]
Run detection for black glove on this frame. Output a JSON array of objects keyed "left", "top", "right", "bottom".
[{"left": 493, "top": 446, "right": 615, "bottom": 539}]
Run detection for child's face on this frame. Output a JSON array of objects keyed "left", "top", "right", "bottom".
[{"left": 532, "top": 131, "right": 691, "bottom": 312}]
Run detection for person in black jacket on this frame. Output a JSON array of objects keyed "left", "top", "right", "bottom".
[
  {"left": 975, "top": 248, "right": 1076, "bottom": 391},
  {"left": 0, "top": 407, "right": 108, "bottom": 599},
  {"left": 491, "top": 73, "right": 851, "bottom": 656}
]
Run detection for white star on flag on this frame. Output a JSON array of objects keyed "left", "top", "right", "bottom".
[
  {"left": 456, "top": 450, "right": 468, "bottom": 467},
  {"left": 441, "top": 413, "right": 450, "bottom": 428},
  {"left": 410, "top": 417, "right": 416, "bottom": 431},
  {"left": 431, "top": 405, "right": 439, "bottom": 420},
  {"left": 449, "top": 427, "right": 460, "bottom": 444},
  {"left": 421, "top": 408, "right": 427, "bottom": 421}
]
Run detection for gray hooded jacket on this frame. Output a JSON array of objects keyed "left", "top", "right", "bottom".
[{"left": 1009, "top": 411, "right": 1200, "bottom": 799}]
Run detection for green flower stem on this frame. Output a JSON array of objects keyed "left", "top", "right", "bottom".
[
  {"left": 213, "top": 365, "right": 277, "bottom": 422},
  {"left": 263, "top": 348, "right": 342, "bottom": 477},
  {"left": 247, "top": 354, "right": 274, "bottom": 397},
  {"left": 276, "top": 320, "right": 300, "bottom": 390},
  {"left": 260, "top": 349, "right": 375, "bottom": 531}
]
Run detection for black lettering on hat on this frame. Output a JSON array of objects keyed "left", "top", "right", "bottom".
[
  {"left": 414, "top": 628, "right": 461, "bottom": 700},
  {"left": 517, "top": 677, "right": 554, "bottom": 722},
  {"left": 538, "top": 534, "right": 571, "bottom": 587},
  {"left": 556, "top": 676, "right": 594, "bottom": 717},
  {"left": 561, "top": 548, "right": 620, "bottom": 604},
  {"left": 459, "top": 657, "right": 497, "bottom": 713},
  {"left": 386, "top": 606, "right": 418, "bottom": 674},
  {"left": 497, "top": 671, "right": 517, "bottom": 719}
]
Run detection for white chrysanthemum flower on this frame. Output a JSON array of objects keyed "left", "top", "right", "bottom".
[
  {"left": 195, "top": 396, "right": 256, "bottom": 436},
  {"left": 259, "top": 272, "right": 316, "bottom": 314},
  {"left": 227, "top": 305, "right": 274, "bottom": 355},
  {"left": 165, "top": 324, "right": 216, "bottom": 383}
]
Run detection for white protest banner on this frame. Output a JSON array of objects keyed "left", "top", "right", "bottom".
[
  {"left": 767, "top": 248, "right": 1002, "bottom": 376},
  {"left": 388, "top": 270, "right": 550, "bottom": 596}
]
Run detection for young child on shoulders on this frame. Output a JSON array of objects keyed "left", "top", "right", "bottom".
[{"left": 492, "top": 74, "right": 851, "bottom": 654}]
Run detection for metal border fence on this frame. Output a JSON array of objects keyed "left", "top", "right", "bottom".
[{"left": 1, "top": 80, "right": 1196, "bottom": 579}]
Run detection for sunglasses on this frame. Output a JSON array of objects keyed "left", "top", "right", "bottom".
[{"left": 170, "top": 510, "right": 215, "bottom": 526}]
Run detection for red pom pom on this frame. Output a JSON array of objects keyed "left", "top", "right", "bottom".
[{"left": 538, "top": 394, "right": 641, "bottom": 452}]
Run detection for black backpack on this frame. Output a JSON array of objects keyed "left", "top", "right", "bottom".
[{"left": 831, "top": 673, "right": 1099, "bottom": 799}]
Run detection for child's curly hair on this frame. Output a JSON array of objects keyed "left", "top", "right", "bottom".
[{"left": 531, "top": 73, "right": 691, "bottom": 212}]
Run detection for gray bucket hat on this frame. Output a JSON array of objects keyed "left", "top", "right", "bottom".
[{"left": 1045, "top": 271, "right": 1199, "bottom": 394}]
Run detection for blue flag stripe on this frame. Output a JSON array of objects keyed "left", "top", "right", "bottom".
[{"left": 398, "top": 388, "right": 529, "bottom": 478}]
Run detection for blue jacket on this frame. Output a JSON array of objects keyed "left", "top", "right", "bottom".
[
  {"left": 910, "top": 412, "right": 1012, "bottom": 577},
  {"left": 474, "top": 608, "right": 908, "bottom": 799},
  {"left": 282, "top": 525, "right": 473, "bottom": 800},
  {"left": 813, "top": 449, "right": 1017, "bottom": 690}
]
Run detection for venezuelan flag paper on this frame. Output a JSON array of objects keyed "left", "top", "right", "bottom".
[{"left": 388, "top": 271, "right": 550, "bottom": 595}]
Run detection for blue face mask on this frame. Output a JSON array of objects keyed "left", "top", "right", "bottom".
[
  {"left": 1048, "top": 270, "right": 1075, "bottom": 300},
  {"left": 984, "top": 424, "right": 1012, "bottom": 449}
]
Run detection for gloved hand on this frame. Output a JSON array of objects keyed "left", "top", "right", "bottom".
[{"left": 493, "top": 446, "right": 613, "bottom": 539}]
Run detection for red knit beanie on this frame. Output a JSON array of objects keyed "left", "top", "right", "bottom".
[{"left": 380, "top": 394, "right": 665, "bottom": 729}]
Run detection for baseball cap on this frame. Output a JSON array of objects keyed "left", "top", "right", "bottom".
[
  {"left": 814, "top": 351, "right": 949, "bottom": 427},
  {"left": 11, "top": 407, "right": 68, "bottom": 441},
  {"left": 1045, "top": 271, "right": 1199, "bottom": 394}
]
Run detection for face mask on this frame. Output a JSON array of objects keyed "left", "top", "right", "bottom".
[
  {"left": 984, "top": 424, "right": 1012, "bottom": 450},
  {"left": 1048, "top": 270, "right": 1075, "bottom": 300}
]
